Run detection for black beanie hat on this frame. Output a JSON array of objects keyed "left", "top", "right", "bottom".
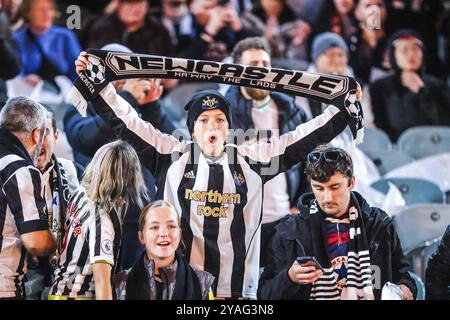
[
  {"left": 184, "top": 90, "right": 232, "bottom": 134},
  {"left": 388, "top": 29, "right": 425, "bottom": 74}
]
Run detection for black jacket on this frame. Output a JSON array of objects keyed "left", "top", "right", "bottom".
[
  {"left": 258, "top": 191, "right": 417, "bottom": 300},
  {"left": 86, "top": 13, "right": 174, "bottom": 56},
  {"left": 370, "top": 73, "right": 450, "bottom": 142},
  {"left": 425, "top": 225, "right": 450, "bottom": 300},
  {"left": 225, "top": 86, "right": 309, "bottom": 208},
  {"left": 348, "top": 28, "right": 388, "bottom": 85},
  {"left": 0, "top": 24, "right": 21, "bottom": 107},
  {"left": 182, "top": 16, "right": 254, "bottom": 61}
]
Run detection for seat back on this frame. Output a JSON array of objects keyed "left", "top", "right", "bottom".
[
  {"left": 358, "top": 127, "right": 392, "bottom": 154},
  {"left": 393, "top": 204, "right": 450, "bottom": 254},
  {"left": 397, "top": 126, "right": 450, "bottom": 160},
  {"left": 364, "top": 150, "right": 414, "bottom": 175},
  {"left": 371, "top": 178, "right": 444, "bottom": 206}
]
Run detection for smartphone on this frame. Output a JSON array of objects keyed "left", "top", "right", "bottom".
[{"left": 296, "top": 256, "right": 324, "bottom": 272}]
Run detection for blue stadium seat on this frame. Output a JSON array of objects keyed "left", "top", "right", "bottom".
[
  {"left": 394, "top": 205, "right": 450, "bottom": 280},
  {"left": 358, "top": 127, "right": 392, "bottom": 154},
  {"left": 397, "top": 126, "right": 450, "bottom": 160},
  {"left": 406, "top": 238, "right": 441, "bottom": 283},
  {"left": 393, "top": 204, "right": 450, "bottom": 255},
  {"left": 364, "top": 150, "right": 414, "bottom": 175},
  {"left": 371, "top": 178, "right": 445, "bottom": 206}
]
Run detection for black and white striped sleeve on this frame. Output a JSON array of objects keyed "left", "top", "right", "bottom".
[
  {"left": 3, "top": 166, "right": 49, "bottom": 234},
  {"left": 88, "top": 210, "right": 115, "bottom": 266},
  {"left": 238, "top": 105, "right": 349, "bottom": 181},
  {"left": 92, "top": 83, "right": 185, "bottom": 177}
]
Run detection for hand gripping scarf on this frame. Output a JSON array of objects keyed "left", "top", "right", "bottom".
[
  {"left": 308, "top": 193, "right": 375, "bottom": 300},
  {"left": 68, "top": 49, "right": 364, "bottom": 144}
]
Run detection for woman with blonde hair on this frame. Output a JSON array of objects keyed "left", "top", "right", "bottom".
[{"left": 48, "top": 140, "right": 148, "bottom": 300}]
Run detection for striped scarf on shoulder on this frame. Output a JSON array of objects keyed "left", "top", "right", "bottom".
[{"left": 309, "top": 194, "right": 375, "bottom": 300}]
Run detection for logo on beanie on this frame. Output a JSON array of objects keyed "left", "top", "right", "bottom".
[{"left": 201, "top": 96, "right": 220, "bottom": 110}]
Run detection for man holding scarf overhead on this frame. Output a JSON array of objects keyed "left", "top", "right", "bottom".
[
  {"left": 258, "top": 145, "right": 416, "bottom": 300},
  {"left": 71, "top": 50, "right": 363, "bottom": 299}
]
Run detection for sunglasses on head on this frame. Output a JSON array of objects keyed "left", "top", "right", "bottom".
[{"left": 307, "top": 150, "right": 340, "bottom": 164}]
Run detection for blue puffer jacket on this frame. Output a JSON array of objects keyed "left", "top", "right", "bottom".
[{"left": 225, "top": 86, "right": 309, "bottom": 208}]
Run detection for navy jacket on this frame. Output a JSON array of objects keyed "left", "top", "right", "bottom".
[
  {"left": 258, "top": 192, "right": 417, "bottom": 300},
  {"left": 0, "top": 35, "right": 20, "bottom": 107},
  {"left": 225, "top": 86, "right": 309, "bottom": 208},
  {"left": 370, "top": 73, "right": 450, "bottom": 142}
]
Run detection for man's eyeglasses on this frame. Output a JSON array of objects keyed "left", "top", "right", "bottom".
[{"left": 307, "top": 150, "right": 340, "bottom": 164}]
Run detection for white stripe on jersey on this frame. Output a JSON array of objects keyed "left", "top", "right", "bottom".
[
  {"left": 163, "top": 153, "right": 187, "bottom": 214},
  {"left": 0, "top": 154, "right": 23, "bottom": 171},
  {"left": 215, "top": 156, "right": 236, "bottom": 297},
  {"left": 238, "top": 157, "right": 263, "bottom": 299},
  {"left": 187, "top": 153, "right": 209, "bottom": 271},
  {"left": 16, "top": 168, "right": 40, "bottom": 222}
]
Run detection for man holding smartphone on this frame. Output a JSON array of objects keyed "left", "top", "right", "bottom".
[{"left": 258, "top": 145, "right": 417, "bottom": 300}]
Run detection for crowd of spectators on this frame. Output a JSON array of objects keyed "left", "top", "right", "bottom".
[{"left": 0, "top": 0, "right": 449, "bottom": 301}]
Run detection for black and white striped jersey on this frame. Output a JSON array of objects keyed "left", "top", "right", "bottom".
[
  {"left": 50, "top": 187, "right": 120, "bottom": 298},
  {"left": 92, "top": 84, "right": 350, "bottom": 299},
  {"left": 0, "top": 135, "right": 49, "bottom": 298}
]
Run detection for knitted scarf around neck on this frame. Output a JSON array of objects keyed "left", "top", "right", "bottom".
[{"left": 308, "top": 193, "right": 375, "bottom": 300}]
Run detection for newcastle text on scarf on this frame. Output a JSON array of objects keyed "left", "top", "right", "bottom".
[{"left": 69, "top": 49, "right": 364, "bottom": 144}]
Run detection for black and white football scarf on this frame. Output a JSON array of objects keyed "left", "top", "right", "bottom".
[
  {"left": 68, "top": 49, "right": 364, "bottom": 144},
  {"left": 49, "top": 155, "right": 71, "bottom": 253},
  {"left": 308, "top": 193, "right": 375, "bottom": 300}
]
